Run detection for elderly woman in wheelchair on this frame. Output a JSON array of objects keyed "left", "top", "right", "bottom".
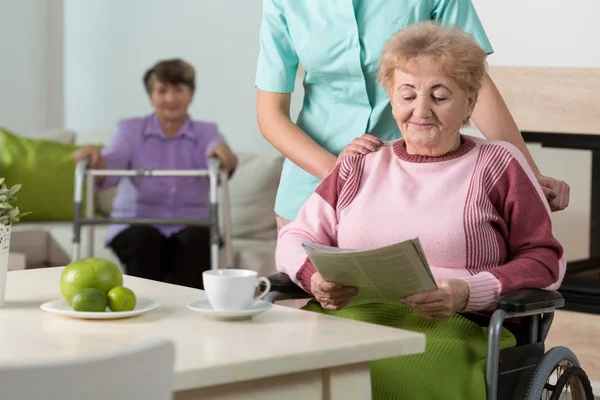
[{"left": 274, "top": 22, "right": 593, "bottom": 400}]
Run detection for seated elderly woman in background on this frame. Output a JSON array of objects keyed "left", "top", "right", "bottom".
[
  {"left": 74, "top": 58, "right": 237, "bottom": 290},
  {"left": 276, "top": 22, "right": 565, "bottom": 400}
]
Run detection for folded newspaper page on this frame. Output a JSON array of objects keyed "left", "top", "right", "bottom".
[{"left": 302, "top": 239, "right": 437, "bottom": 305}]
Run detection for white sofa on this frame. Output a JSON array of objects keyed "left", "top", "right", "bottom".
[{"left": 7, "top": 129, "right": 283, "bottom": 278}]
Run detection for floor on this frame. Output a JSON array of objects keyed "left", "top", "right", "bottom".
[{"left": 545, "top": 310, "right": 600, "bottom": 396}]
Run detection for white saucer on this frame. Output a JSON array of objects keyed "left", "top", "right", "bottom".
[
  {"left": 187, "top": 299, "right": 273, "bottom": 321},
  {"left": 40, "top": 297, "right": 161, "bottom": 320}
]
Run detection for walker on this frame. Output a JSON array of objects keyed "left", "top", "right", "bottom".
[{"left": 71, "top": 156, "right": 234, "bottom": 270}]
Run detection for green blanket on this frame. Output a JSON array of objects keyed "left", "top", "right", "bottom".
[{"left": 303, "top": 301, "right": 516, "bottom": 400}]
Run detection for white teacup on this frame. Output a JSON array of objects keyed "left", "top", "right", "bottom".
[{"left": 202, "top": 269, "right": 271, "bottom": 311}]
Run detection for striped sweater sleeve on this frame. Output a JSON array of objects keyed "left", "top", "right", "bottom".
[
  {"left": 462, "top": 144, "right": 566, "bottom": 312},
  {"left": 275, "top": 156, "right": 364, "bottom": 292}
]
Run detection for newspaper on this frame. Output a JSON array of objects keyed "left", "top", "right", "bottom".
[{"left": 302, "top": 238, "right": 437, "bottom": 305}]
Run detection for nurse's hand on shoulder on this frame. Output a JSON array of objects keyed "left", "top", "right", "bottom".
[
  {"left": 336, "top": 134, "right": 384, "bottom": 166},
  {"left": 535, "top": 173, "right": 570, "bottom": 212},
  {"left": 311, "top": 272, "right": 358, "bottom": 311}
]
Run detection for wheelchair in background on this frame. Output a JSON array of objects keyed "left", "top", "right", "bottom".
[{"left": 263, "top": 273, "right": 595, "bottom": 400}]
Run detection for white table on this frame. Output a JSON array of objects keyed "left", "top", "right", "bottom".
[{"left": 1, "top": 268, "right": 425, "bottom": 399}]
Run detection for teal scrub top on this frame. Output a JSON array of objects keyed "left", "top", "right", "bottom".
[{"left": 255, "top": 0, "right": 494, "bottom": 221}]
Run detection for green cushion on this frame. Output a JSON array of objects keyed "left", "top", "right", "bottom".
[{"left": 0, "top": 127, "right": 83, "bottom": 221}]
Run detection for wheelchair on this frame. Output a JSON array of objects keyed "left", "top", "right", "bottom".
[
  {"left": 71, "top": 156, "right": 234, "bottom": 270},
  {"left": 262, "top": 273, "right": 595, "bottom": 400}
]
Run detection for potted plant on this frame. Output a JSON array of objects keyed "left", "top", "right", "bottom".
[{"left": 0, "top": 177, "right": 30, "bottom": 307}]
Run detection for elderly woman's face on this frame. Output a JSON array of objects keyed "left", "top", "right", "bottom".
[
  {"left": 390, "top": 58, "right": 475, "bottom": 157},
  {"left": 150, "top": 81, "right": 193, "bottom": 122}
]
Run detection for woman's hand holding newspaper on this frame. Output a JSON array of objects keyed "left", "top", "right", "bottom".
[
  {"left": 311, "top": 272, "right": 358, "bottom": 311},
  {"left": 402, "top": 279, "right": 470, "bottom": 322}
]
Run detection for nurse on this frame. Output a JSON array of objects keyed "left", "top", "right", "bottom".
[{"left": 255, "top": 0, "right": 570, "bottom": 228}]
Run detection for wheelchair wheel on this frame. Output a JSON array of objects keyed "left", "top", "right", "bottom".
[{"left": 524, "top": 346, "right": 594, "bottom": 400}]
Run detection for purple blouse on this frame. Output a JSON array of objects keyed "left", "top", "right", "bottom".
[{"left": 99, "top": 113, "right": 226, "bottom": 243}]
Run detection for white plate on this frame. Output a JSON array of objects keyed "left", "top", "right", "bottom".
[
  {"left": 187, "top": 299, "right": 273, "bottom": 321},
  {"left": 40, "top": 297, "right": 161, "bottom": 320}
]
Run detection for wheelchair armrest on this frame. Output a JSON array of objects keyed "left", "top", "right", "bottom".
[
  {"left": 497, "top": 289, "right": 564, "bottom": 313},
  {"left": 260, "top": 272, "right": 313, "bottom": 302}
]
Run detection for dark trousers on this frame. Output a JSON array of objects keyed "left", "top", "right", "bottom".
[{"left": 109, "top": 225, "right": 211, "bottom": 290}]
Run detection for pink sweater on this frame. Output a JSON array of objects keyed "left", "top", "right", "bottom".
[{"left": 276, "top": 135, "right": 566, "bottom": 312}]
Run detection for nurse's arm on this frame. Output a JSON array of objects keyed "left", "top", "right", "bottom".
[
  {"left": 471, "top": 72, "right": 571, "bottom": 211},
  {"left": 257, "top": 89, "right": 337, "bottom": 180},
  {"left": 471, "top": 72, "right": 540, "bottom": 174}
]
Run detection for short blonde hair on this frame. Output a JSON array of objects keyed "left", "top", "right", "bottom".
[{"left": 378, "top": 21, "right": 488, "bottom": 97}]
